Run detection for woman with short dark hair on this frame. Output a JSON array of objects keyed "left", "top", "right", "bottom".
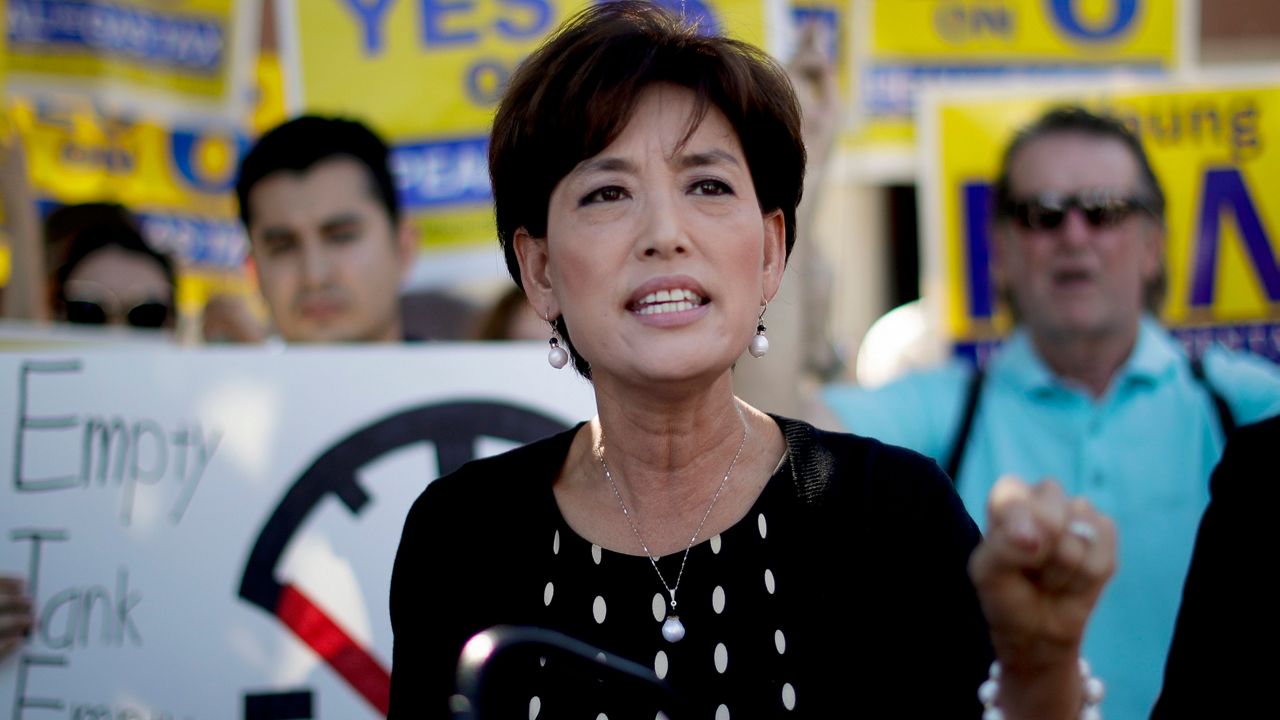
[{"left": 389, "top": 4, "right": 1115, "bottom": 717}]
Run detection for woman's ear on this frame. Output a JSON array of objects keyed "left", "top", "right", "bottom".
[
  {"left": 514, "top": 227, "right": 557, "bottom": 317},
  {"left": 761, "top": 209, "right": 786, "bottom": 302}
]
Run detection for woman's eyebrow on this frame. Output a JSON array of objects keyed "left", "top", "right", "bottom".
[
  {"left": 677, "top": 148, "right": 741, "bottom": 169},
  {"left": 574, "top": 156, "right": 635, "bottom": 176}
]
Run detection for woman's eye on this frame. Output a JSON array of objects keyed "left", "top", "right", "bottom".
[
  {"left": 691, "top": 179, "right": 732, "bottom": 196},
  {"left": 581, "top": 186, "right": 627, "bottom": 205}
]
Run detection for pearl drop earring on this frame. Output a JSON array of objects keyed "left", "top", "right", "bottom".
[
  {"left": 749, "top": 303, "right": 769, "bottom": 358},
  {"left": 547, "top": 314, "right": 569, "bottom": 369}
]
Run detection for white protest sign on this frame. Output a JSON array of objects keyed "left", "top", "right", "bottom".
[{"left": 0, "top": 344, "right": 597, "bottom": 719}]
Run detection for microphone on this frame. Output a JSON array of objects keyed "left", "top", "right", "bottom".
[{"left": 450, "top": 624, "right": 686, "bottom": 719}]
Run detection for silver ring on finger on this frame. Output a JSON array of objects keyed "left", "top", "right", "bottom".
[{"left": 1067, "top": 519, "right": 1097, "bottom": 544}]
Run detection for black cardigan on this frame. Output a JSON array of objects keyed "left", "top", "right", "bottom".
[{"left": 388, "top": 416, "right": 993, "bottom": 717}]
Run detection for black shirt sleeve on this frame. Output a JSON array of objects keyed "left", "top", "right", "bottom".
[{"left": 1151, "top": 414, "right": 1280, "bottom": 718}]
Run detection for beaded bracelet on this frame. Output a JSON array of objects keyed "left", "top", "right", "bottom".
[{"left": 978, "top": 658, "right": 1105, "bottom": 720}]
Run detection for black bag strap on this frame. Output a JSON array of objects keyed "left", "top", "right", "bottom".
[
  {"left": 939, "top": 355, "right": 1234, "bottom": 490},
  {"left": 944, "top": 368, "right": 985, "bottom": 485},
  {"left": 1190, "top": 356, "right": 1236, "bottom": 437}
]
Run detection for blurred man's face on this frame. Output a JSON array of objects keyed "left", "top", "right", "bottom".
[
  {"left": 247, "top": 157, "right": 414, "bottom": 343},
  {"left": 994, "top": 132, "right": 1163, "bottom": 346}
]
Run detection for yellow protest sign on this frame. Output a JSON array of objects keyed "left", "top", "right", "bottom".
[
  {"left": 279, "top": 0, "right": 773, "bottom": 256},
  {"left": 252, "top": 51, "right": 287, "bottom": 136},
  {"left": 4, "top": 0, "right": 253, "bottom": 118},
  {"left": 7, "top": 96, "right": 251, "bottom": 311},
  {"left": 921, "top": 78, "right": 1280, "bottom": 362},
  {"left": 851, "top": 0, "right": 1189, "bottom": 165}
]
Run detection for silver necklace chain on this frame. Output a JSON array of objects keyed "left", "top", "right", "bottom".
[{"left": 597, "top": 411, "right": 749, "bottom": 614}]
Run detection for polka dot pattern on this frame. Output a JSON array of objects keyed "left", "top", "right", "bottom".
[
  {"left": 651, "top": 593, "right": 666, "bottom": 623},
  {"left": 528, "top": 456, "right": 800, "bottom": 717}
]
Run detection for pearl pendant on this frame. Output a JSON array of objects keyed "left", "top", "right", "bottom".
[
  {"left": 548, "top": 345, "right": 569, "bottom": 369},
  {"left": 748, "top": 333, "right": 769, "bottom": 358},
  {"left": 661, "top": 615, "right": 686, "bottom": 643}
]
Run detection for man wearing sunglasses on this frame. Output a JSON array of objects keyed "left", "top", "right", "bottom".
[
  {"left": 204, "top": 115, "right": 418, "bottom": 344},
  {"left": 822, "top": 106, "right": 1280, "bottom": 719}
]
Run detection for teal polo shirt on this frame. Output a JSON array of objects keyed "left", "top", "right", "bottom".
[{"left": 822, "top": 317, "right": 1280, "bottom": 720}]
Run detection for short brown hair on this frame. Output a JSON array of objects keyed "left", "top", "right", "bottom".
[{"left": 489, "top": 0, "right": 805, "bottom": 375}]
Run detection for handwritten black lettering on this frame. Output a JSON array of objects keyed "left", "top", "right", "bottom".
[
  {"left": 13, "top": 359, "right": 222, "bottom": 525},
  {"left": 11, "top": 653, "right": 67, "bottom": 720},
  {"left": 40, "top": 568, "right": 141, "bottom": 649}
]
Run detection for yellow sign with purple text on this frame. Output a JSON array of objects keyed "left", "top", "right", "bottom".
[
  {"left": 4, "top": 0, "right": 252, "bottom": 118},
  {"left": 852, "top": 0, "right": 1187, "bottom": 159},
  {"left": 923, "top": 78, "right": 1280, "bottom": 363},
  {"left": 280, "top": 0, "right": 774, "bottom": 254},
  {"left": 8, "top": 96, "right": 249, "bottom": 301}
]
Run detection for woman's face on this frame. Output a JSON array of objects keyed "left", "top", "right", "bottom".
[
  {"left": 61, "top": 246, "right": 174, "bottom": 329},
  {"left": 516, "top": 83, "right": 786, "bottom": 386}
]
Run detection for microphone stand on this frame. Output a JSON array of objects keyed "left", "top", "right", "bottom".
[{"left": 451, "top": 625, "right": 687, "bottom": 719}]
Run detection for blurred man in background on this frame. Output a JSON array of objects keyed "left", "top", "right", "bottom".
[
  {"left": 205, "top": 115, "right": 416, "bottom": 343},
  {"left": 823, "top": 106, "right": 1280, "bottom": 719}
]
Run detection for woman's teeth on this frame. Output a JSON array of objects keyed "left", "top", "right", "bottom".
[{"left": 635, "top": 288, "right": 704, "bottom": 315}]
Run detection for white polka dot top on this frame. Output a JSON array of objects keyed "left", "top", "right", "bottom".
[{"left": 528, "top": 463, "right": 800, "bottom": 718}]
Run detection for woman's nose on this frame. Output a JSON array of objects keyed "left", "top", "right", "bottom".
[{"left": 638, "top": 192, "right": 688, "bottom": 258}]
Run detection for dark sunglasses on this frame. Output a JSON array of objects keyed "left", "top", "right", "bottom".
[
  {"left": 1003, "top": 191, "right": 1154, "bottom": 231},
  {"left": 64, "top": 298, "right": 172, "bottom": 328}
]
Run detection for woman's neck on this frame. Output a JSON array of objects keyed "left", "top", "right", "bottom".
[
  {"left": 592, "top": 371, "right": 745, "bottom": 503},
  {"left": 557, "top": 369, "right": 782, "bottom": 556}
]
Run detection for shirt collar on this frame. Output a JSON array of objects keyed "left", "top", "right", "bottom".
[{"left": 991, "top": 315, "right": 1180, "bottom": 394}]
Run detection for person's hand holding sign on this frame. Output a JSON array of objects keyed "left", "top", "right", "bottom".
[
  {"left": 970, "top": 476, "right": 1117, "bottom": 720},
  {"left": 0, "top": 574, "right": 34, "bottom": 661}
]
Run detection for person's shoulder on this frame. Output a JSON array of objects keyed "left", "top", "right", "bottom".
[
  {"left": 408, "top": 423, "right": 580, "bottom": 519},
  {"left": 775, "top": 416, "right": 979, "bottom": 551},
  {"left": 818, "top": 360, "right": 973, "bottom": 454},
  {"left": 1198, "top": 345, "right": 1280, "bottom": 422},
  {"left": 809, "top": 418, "right": 945, "bottom": 470},
  {"left": 1225, "top": 412, "right": 1280, "bottom": 456},
  {"left": 823, "top": 359, "right": 971, "bottom": 405},
  {"left": 776, "top": 415, "right": 956, "bottom": 502},
  {"left": 1201, "top": 343, "right": 1280, "bottom": 380},
  {"left": 1209, "top": 413, "right": 1280, "bottom": 505}
]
